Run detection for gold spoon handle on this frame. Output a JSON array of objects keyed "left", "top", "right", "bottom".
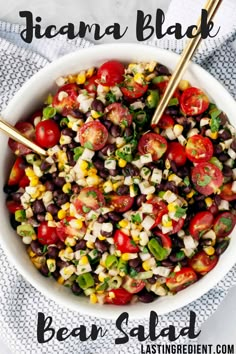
[
  {"left": 151, "top": 0, "right": 222, "bottom": 127},
  {"left": 0, "top": 118, "right": 47, "bottom": 156}
]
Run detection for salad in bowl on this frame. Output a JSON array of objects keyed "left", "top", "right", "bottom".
[{"left": 4, "top": 56, "right": 236, "bottom": 307}]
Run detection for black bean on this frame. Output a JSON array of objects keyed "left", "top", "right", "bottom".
[
  {"left": 61, "top": 128, "right": 76, "bottom": 138},
  {"left": 100, "top": 230, "right": 113, "bottom": 237},
  {"left": 95, "top": 240, "right": 109, "bottom": 252},
  {"left": 218, "top": 153, "right": 229, "bottom": 162},
  {"left": 54, "top": 177, "right": 66, "bottom": 187},
  {"left": 176, "top": 116, "right": 188, "bottom": 126},
  {"left": 107, "top": 212, "right": 122, "bottom": 221},
  {"left": 111, "top": 125, "right": 121, "bottom": 138},
  {"left": 93, "top": 159, "right": 104, "bottom": 170},
  {"left": 47, "top": 246, "right": 59, "bottom": 258},
  {"left": 215, "top": 240, "right": 230, "bottom": 256},
  {"left": 195, "top": 115, "right": 203, "bottom": 123},
  {"left": 45, "top": 181, "right": 55, "bottom": 191},
  {"left": 161, "top": 260, "right": 175, "bottom": 267},
  {"left": 40, "top": 264, "right": 50, "bottom": 277},
  {"left": 67, "top": 151, "right": 76, "bottom": 166},
  {"left": 230, "top": 139, "right": 236, "bottom": 151},
  {"left": 164, "top": 107, "right": 179, "bottom": 116},
  {"left": 37, "top": 214, "right": 46, "bottom": 222},
  {"left": 219, "top": 112, "right": 228, "bottom": 125},
  {"left": 117, "top": 185, "right": 129, "bottom": 196},
  {"left": 102, "top": 213, "right": 109, "bottom": 221},
  {"left": 136, "top": 194, "right": 147, "bottom": 208},
  {"left": 71, "top": 282, "right": 83, "bottom": 295},
  {"left": 180, "top": 259, "right": 188, "bottom": 267},
  {"left": 109, "top": 169, "right": 119, "bottom": 177},
  {"left": 138, "top": 291, "right": 155, "bottom": 303},
  {"left": 214, "top": 144, "right": 223, "bottom": 155},
  {"left": 12, "top": 192, "right": 23, "bottom": 202},
  {"left": 100, "top": 143, "right": 116, "bottom": 156},
  {"left": 52, "top": 269, "right": 60, "bottom": 280},
  {"left": 200, "top": 238, "right": 213, "bottom": 247},
  {"left": 75, "top": 239, "right": 87, "bottom": 251},
  {"left": 169, "top": 252, "right": 185, "bottom": 263},
  {"left": 146, "top": 162, "right": 157, "bottom": 170},
  {"left": 32, "top": 200, "right": 45, "bottom": 214},
  {"left": 51, "top": 172, "right": 58, "bottom": 179},
  {"left": 195, "top": 194, "right": 205, "bottom": 201},
  {"left": 97, "top": 216, "right": 105, "bottom": 223},
  {"left": 68, "top": 142, "right": 78, "bottom": 149},
  {"left": 57, "top": 260, "right": 70, "bottom": 268},
  {"left": 214, "top": 195, "right": 222, "bottom": 206},
  {"left": 128, "top": 258, "right": 141, "bottom": 268},
  {"left": 54, "top": 192, "right": 69, "bottom": 206},
  {"left": 163, "top": 181, "right": 178, "bottom": 194},
  {"left": 31, "top": 240, "right": 44, "bottom": 256},
  {"left": 47, "top": 204, "right": 59, "bottom": 215},
  {"left": 53, "top": 114, "right": 62, "bottom": 122},
  {"left": 3, "top": 184, "right": 18, "bottom": 194},
  {"left": 170, "top": 161, "right": 178, "bottom": 173},
  {"left": 156, "top": 64, "right": 170, "bottom": 75},
  {"left": 123, "top": 163, "right": 139, "bottom": 177},
  {"left": 98, "top": 170, "right": 109, "bottom": 179},
  {"left": 170, "top": 237, "right": 184, "bottom": 249},
  {"left": 218, "top": 129, "right": 231, "bottom": 140},
  {"left": 124, "top": 127, "right": 133, "bottom": 138},
  {"left": 102, "top": 119, "right": 113, "bottom": 131},
  {"left": 10, "top": 214, "right": 20, "bottom": 230},
  {"left": 223, "top": 166, "right": 233, "bottom": 177},
  {"left": 182, "top": 185, "right": 192, "bottom": 194},
  {"left": 91, "top": 99, "right": 105, "bottom": 112},
  {"left": 56, "top": 240, "right": 65, "bottom": 250},
  {"left": 40, "top": 160, "right": 51, "bottom": 171},
  {"left": 176, "top": 165, "right": 189, "bottom": 178},
  {"left": 147, "top": 277, "right": 156, "bottom": 284},
  {"left": 71, "top": 109, "right": 84, "bottom": 119}
]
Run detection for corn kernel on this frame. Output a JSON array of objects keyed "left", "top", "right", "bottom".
[
  {"left": 146, "top": 194, "right": 154, "bottom": 201},
  {"left": 58, "top": 209, "right": 66, "bottom": 220},
  {"left": 167, "top": 203, "right": 177, "bottom": 212},
  {"left": 62, "top": 182, "right": 71, "bottom": 194},
  {"left": 61, "top": 202, "right": 70, "bottom": 211},
  {"left": 121, "top": 253, "right": 130, "bottom": 261},
  {"left": 204, "top": 246, "right": 215, "bottom": 256},
  {"left": 103, "top": 180, "right": 113, "bottom": 193},
  {"left": 134, "top": 73, "right": 145, "bottom": 85},
  {"left": 67, "top": 122, "right": 73, "bottom": 129},
  {"left": 186, "top": 190, "right": 195, "bottom": 199},
  {"left": 57, "top": 276, "right": 65, "bottom": 285},
  {"left": 86, "top": 241, "right": 95, "bottom": 249},
  {"left": 132, "top": 235, "right": 139, "bottom": 243},
  {"left": 108, "top": 291, "right": 115, "bottom": 299},
  {"left": 87, "top": 168, "right": 98, "bottom": 176},
  {"left": 76, "top": 71, "right": 86, "bottom": 85},
  {"left": 90, "top": 293, "right": 98, "bottom": 304},
  {"left": 209, "top": 131, "right": 218, "bottom": 140},
  {"left": 98, "top": 273, "right": 105, "bottom": 282},
  {"left": 74, "top": 219, "right": 83, "bottom": 229},
  {"left": 91, "top": 110, "right": 102, "bottom": 119},
  {"left": 65, "top": 237, "right": 77, "bottom": 247},
  {"left": 142, "top": 260, "right": 151, "bottom": 271},
  {"left": 38, "top": 185, "right": 46, "bottom": 192},
  {"left": 173, "top": 124, "right": 184, "bottom": 137},
  {"left": 27, "top": 247, "right": 36, "bottom": 258},
  {"left": 86, "top": 175, "right": 100, "bottom": 186},
  {"left": 86, "top": 67, "right": 95, "bottom": 78},
  {"left": 46, "top": 259, "right": 56, "bottom": 273},
  {"left": 25, "top": 168, "right": 35, "bottom": 177},
  {"left": 30, "top": 176, "right": 39, "bottom": 187},
  {"left": 31, "top": 190, "right": 41, "bottom": 199},
  {"left": 119, "top": 219, "right": 129, "bottom": 228},
  {"left": 102, "top": 86, "right": 110, "bottom": 93},
  {"left": 68, "top": 74, "right": 76, "bottom": 83},
  {"left": 178, "top": 80, "right": 190, "bottom": 91},
  {"left": 98, "top": 235, "right": 106, "bottom": 241},
  {"left": 118, "top": 159, "right": 127, "bottom": 168},
  {"left": 45, "top": 212, "right": 53, "bottom": 221},
  {"left": 205, "top": 197, "right": 213, "bottom": 207},
  {"left": 162, "top": 220, "right": 172, "bottom": 228},
  {"left": 80, "top": 256, "right": 89, "bottom": 265},
  {"left": 113, "top": 181, "right": 123, "bottom": 191}
]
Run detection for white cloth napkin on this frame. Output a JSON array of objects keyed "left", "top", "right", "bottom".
[{"left": 0, "top": 1, "right": 235, "bottom": 352}]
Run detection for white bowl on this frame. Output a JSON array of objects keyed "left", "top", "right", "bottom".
[{"left": 1, "top": 43, "right": 236, "bottom": 320}]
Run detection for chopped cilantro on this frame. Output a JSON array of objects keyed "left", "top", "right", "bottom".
[
  {"left": 175, "top": 251, "right": 185, "bottom": 260},
  {"left": 129, "top": 268, "right": 138, "bottom": 278},
  {"left": 105, "top": 92, "right": 117, "bottom": 103},
  {"left": 73, "top": 146, "right": 84, "bottom": 161},
  {"left": 130, "top": 240, "right": 137, "bottom": 246},
  {"left": 142, "top": 247, "right": 149, "bottom": 254},
  {"left": 121, "top": 119, "right": 128, "bottom": 127},
  {"left": 84, "top": 141, "right": 93, "bottom": 150},
  {"left": 183, "top": 176, "right": 190, "bottom": 186},
  {"left": 131, "top": 213, "right": 142, "bottom": 223},
  {"left": 174, "top": 207, "right": 187, "bottom": 218},
  {"left": 210, "top": 114, "right": 221, "bottom": 133},
  {"left": 82, "top": 206, "right": 91, "bottom": 213},
  {"left": 42, "top": 245, "right": 48, "bottom": 253}
]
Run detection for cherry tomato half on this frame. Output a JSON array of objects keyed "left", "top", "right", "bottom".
[
  {"left": 220, "top": 183, "right": 236, "bottom": 201},
  {"left": 166, "top": 267, "right": 197, "bottom": 293},
  {"left": 84, "top": 75, "right": 98, "bottom": 94},
  {"left": 153, "top": 231, "right": 172, "bottom": 249},
  {"left": 78, "top": 121, "right": 108, "bottom": 151},
  {"left": 186, "top": 135, "right": 213, "bottom": 163},
  {"left": 114, "top": 230, "right": 140, "bottom": 253},
  {"left": 6, "top": 200, "right": 23, "bottom": 214},
  {"left": 213, "top": 212, "right": 236, "bottom": 238},
  {"left": 180, "top": 87, "right": 209, "bottom": 116},
  {"left": 109, "top": 194, "right": 134, "bottom": 213},
  {"left": 157, "top": 114, "right": 175, "bottom": 130},
  {"left": 191, "top": 162, "right": 223, "bottom": 196},
  {"left": 8, "top": 122, "right": 35, "bottom": 156},
  {"left": 189, "top": 211, "right": 214, "bottom": 240},
  {"left": 56, "top": 217, "right": 83, "bottom": 242},
  {"left": 121, "top": 78, "right": 148, "bottom": 99},
  {"left": 19, "top": 175, "right": 30, "bottom": 188},
  {"left": 188, "top": 250, "right": 218, "bottom": 276},
  {"left": 8, "top": 157, "right": 25, "bottom": 186},
  {"left": 74, "top": 187, "right": 105, "bottom": 213},
  {"left": 105, "top": 103, "right": 132, "bottom": 127},
  {"left": 37, "top": 221, "right": 59, "bottom": 245},
  {"left": 52, "top": 83, "right": 79, "bottom": 115},
  {"left": 122, "top": 276, "right": 145, "bottom": 294},
  {"left": 35, "top": 120, "right": 61, "bottom": 148},
  {"left": 138, "top": 133, "right": 168, "bottom": 161},
  {"left": 166, "top": 142, "right": 187, "bottom": 167},
  {"left": 97, "top": 60, "right": 125, "bottom": 87},
  {"left": 105, "top": 288, "right": 133, "bottom": 305},
  {"left": 155, "top": 80, "right": 180, "bottom": 100}
]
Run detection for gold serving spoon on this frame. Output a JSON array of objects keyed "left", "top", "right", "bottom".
[{"left": 151, "top": 0, "right": 222, "bottom": 128}]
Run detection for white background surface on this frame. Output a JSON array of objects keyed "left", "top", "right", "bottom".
[{"left": 0, "top": 0, "right": 236, "bottom": 352}]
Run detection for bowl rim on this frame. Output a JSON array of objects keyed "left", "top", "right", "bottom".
[{"left": 1, "top": 42, "right": 236, "bottom": 320}]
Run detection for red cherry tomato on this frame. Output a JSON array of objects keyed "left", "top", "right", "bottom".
[
  {"left": 114, "top": 230, "right": 140, "bottom": 253},
  {"left": 189, "top": 211, "right": 214, "bottom": 240},
  {"left": 105, "top": 288, "right": 133, "bottom": 305},
  {"left": 56, "top": 217, "right": 82, "bottom": 242},
  {"left": 74, "top": 187, "right": 105, "bottom": 213},
  {"left": 171, "top": 218, "right": 185, "bottom": 235},
  {"left": 213, "top": 212, "right": 236, "bottom": 238},
  {"left": 19, "top": 175, "right": 30, "bottom": 188},
  {"left": 52, "top": 83, "right": 79, "bottom": 115},
  {"left": 8, "top": 122, "right": 35, "bottom": 156},
  {"left": 188, "top": 250, "right": 218, "bottom": 276},
  {"left": 152, "top": 208, "right": 168, "bottom": 230},
  {"left": 147, "top": 197, "right": 167, "bottom": 217},
  {"left": 105, "top": 103, "right": 132, "bottom": 127},
  {"left": 186, "top": 135, "right": 213, "bottom": 163},
  {"left": 138, "top": 133, "right": 168, "bottom": 161},
  {"left": 166, "top": 142, "right": 187, "bottom": 167},
  {"left": 84, "top": 75, "right": 98, "bottom": 94},
  {"left": 35, "top": 120, "right": 61, "bottom": 148},
  {"left": 37, "top": 221, "right": 59, "bottom": 245},
  {"left": 6, "top": 200, "right": 23, "bottom": 214},
  {"left": 157, "top": 115, "right": 175, "bottom": 130},
  {"left": 155, "top": 80, "right": 180, "bottom": 100},
  {"left": 191, "top": 162, "right": 223, "bottom": 196},
  {"left": 153, "top": 231, "right": 172, "bottom": 249},
  {"left": 97, "top": 60, "right": 125, "bottom": 86},
  {"left": 122, "top": 276, "right": 145, "bottom": 294},
  {"left": 8, "top": 157, "right": 25, "bottom": 185},
  {"left": 109, "top": 194, "right": 134, "bottom": 213},
  {"left": 27, "top": 110, "right": 42, "bottom": 125},
  {"left": 79, "top": 121, "right": 108, "bottom": 151},
  {"left": 220, "top": 183, "right": 236, "bottom": 201},
  {"left": 166, "top": 267, "right": 197, "bottom": 293},
  {"left": 121, "top": 78, "right": 148, "bottom": 99},
  {"left": 180, "top": 87, "right": 209, "bottom": 116}
]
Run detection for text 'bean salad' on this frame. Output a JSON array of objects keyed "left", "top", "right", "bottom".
[{"left": 4, "top": 60, "right": 236, "bottom": 305}]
